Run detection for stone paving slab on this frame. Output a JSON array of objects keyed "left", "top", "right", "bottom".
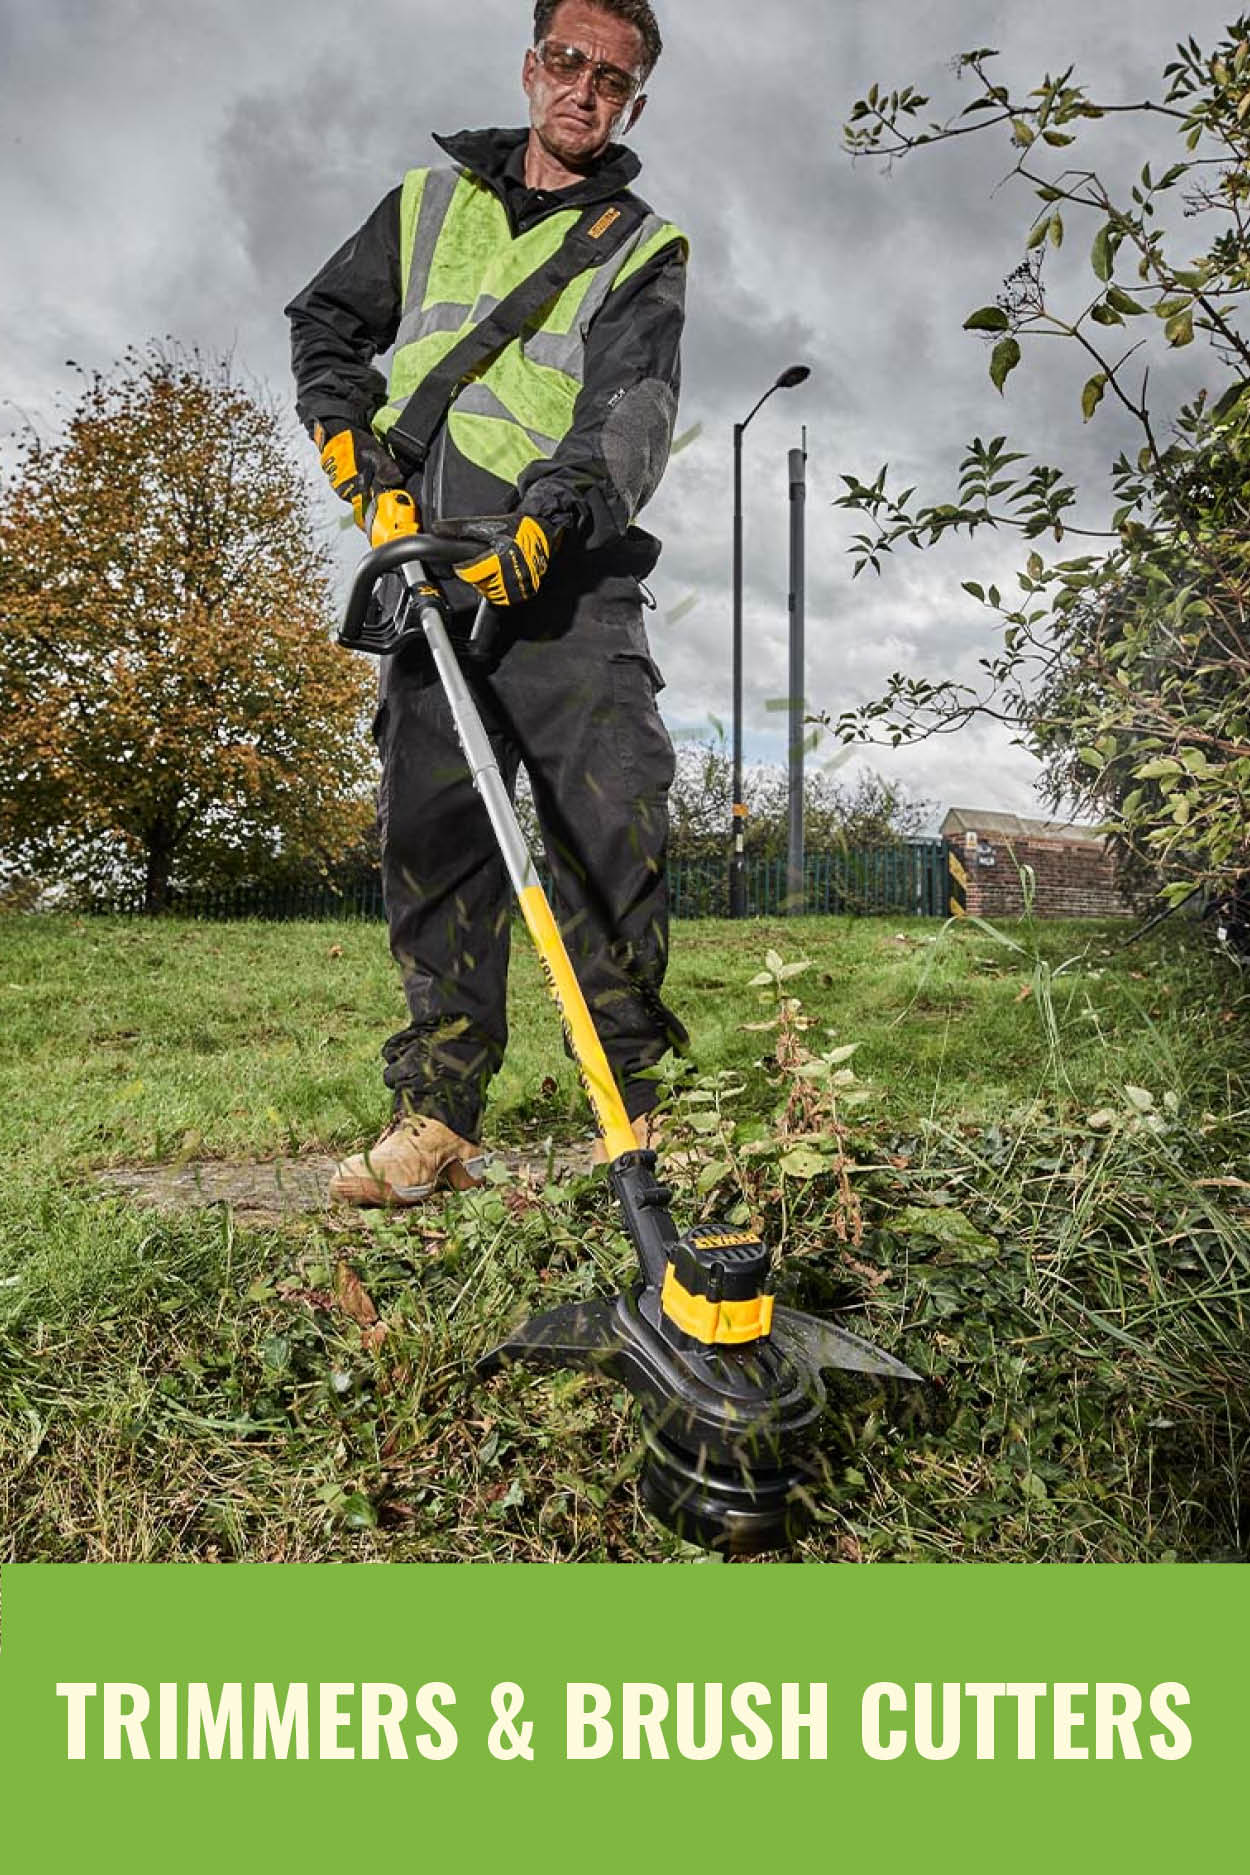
[{"left": 95, "top": 1142, "right": 593, "bottom": 1223}]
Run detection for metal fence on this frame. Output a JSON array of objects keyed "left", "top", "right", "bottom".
[
  {"left": 755, "top": 844, "right": 948, "bottom": 919},
  {"left": 91, "top": 880, "right": 388, "bottom": 923},
  {"left": 90, "top": 842, "right": 950, "bottom": 923}
]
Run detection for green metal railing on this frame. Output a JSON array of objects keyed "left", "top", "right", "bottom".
[
  {"left": 90, "top": 880, "right": 388, "bottom": 922},
  {"left": 90, "top": 842, "right": 949, "bottom": 923},
  {"left": 749, "top": 844, "right": 949, "bottom": 919}
]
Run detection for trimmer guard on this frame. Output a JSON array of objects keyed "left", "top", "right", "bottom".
[
  {"left": 480, "top": 1287, "right": 918, "bottom": 1555},
  {"left": 477, "top": 1168, "right": 920, "bottom": 1556}
]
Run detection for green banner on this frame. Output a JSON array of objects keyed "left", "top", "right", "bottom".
[{"left": 0, "top": 1564, "right": 1240, "bottom": 1871}]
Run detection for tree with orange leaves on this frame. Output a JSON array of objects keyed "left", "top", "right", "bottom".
[{"left": 0, "top": 343, "right": 375, "bottom": 910}]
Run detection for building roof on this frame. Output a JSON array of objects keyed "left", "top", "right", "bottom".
[{"left": 940, "top": 806, "right": 1105, "bottom": 844}]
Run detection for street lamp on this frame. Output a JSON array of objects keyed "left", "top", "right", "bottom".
[{"left": 730, "top": 363, "right": 811, "bottom": 917}]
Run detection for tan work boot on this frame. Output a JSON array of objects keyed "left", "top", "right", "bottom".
[
  {"left": 329, "top": 1114, "right": 486, "bottom": 1207},
  {"left": 591, "top": 1110, "right": 663, "bottom": 1168}
]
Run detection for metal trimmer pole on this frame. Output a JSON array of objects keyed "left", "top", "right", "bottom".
[{"left": 402, "top": 569, "right": 539, "bottom": 902}]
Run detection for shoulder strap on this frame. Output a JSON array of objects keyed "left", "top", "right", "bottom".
[{"left": 386, "top": 194, "right": 651, "bottom": 472}]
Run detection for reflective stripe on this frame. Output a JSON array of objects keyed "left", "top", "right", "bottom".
[
  {"left": 410, "top": 167, "right": 463, "bottom": 311},
  {"left": 398, "top": 295, "right": 583, "bottom": 372},
  {"left": 397, "top": 168, "right": 428, "bottom": 307},
  {"left": 613, "top": 223, "right": 687, "bottom": 292},
  {"left": 395, "top": 297, "right": 469, "bottom": 352},
  {"left": 451, "top": 379, "right": 559, "bottom": 453},
  {"left": 476, "top": 336, "right": 579, "bottom": 442},
  {"left": 384, "top": 167, "right": 467, "bottom": 425},
  {"left": 518, "top": 328, "right": 588, "bottom": 374}
]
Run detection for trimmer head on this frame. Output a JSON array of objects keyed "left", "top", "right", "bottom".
[{"left": 480, "top": 1151, "right": 919, "bottom": 1554}]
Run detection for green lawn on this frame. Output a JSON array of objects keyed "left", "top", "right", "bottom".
[{"left": 0, "top": 909, "right": 1246, "bottom": 1562}]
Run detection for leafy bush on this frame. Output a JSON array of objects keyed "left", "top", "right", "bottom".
[{"left": 835, "top": 23, "right": 1250, "bottom": 904}]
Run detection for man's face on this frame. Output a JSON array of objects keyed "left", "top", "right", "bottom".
[{"left": 523, "top": 1, "right": 648, "bottom": 172}]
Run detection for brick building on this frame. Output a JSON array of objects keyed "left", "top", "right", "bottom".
[{"left": 941, "top": 807, "right": 1137, "bottom": 919}]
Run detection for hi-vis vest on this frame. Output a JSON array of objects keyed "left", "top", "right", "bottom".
[{"left": 372, "top": 165, "right": 687, "bottom": 492}]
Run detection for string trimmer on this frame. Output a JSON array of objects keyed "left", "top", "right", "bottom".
[{"left": 340, "top": 525, "right": 919, "bottom": 1553}]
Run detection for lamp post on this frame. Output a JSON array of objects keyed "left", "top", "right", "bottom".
[
  {"left": 730, "top": 363, "right": 810, "bottom": 918},
  {"left": 786, "top": 430, "right": 807, "bottom": 916}
]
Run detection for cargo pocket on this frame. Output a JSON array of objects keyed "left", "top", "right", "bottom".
[
  {"left": 609, "top": 651, "right": 675, "bottom": 795},
  {"left": 371, "top": 697, "right": 390, "bottom": 856}
]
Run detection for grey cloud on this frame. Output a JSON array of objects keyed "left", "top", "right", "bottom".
[{"left": 216, "top": 59, "right": 431, "bottom": 311}]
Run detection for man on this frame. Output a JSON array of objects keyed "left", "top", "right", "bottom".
[{"left": 286, "top": 0, "right": 688, "bottom": 1205}]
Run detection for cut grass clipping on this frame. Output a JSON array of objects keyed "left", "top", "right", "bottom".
[{"left": 0, "top": 911, "right": 1246, "bottom": 1561}]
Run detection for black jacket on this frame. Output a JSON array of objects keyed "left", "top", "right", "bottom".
[{"left": 285, "top": 127, "right": 686, "bottom": 566}]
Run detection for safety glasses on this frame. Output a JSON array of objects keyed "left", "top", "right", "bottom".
[{"left": 535, "top": 39, "right": 642, "bottom": 107}]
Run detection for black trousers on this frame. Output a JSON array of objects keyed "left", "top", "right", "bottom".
[{"left": 373, "top": 570, "right": 688, "bottom": 1142}]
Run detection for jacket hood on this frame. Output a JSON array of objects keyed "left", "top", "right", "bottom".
[{"left": 432, "top": 126, "right": 644, "bottom": 203}]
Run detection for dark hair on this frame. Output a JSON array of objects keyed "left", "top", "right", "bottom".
[{"left": 532, "top": 0, "right": 662, "bottom": 81}]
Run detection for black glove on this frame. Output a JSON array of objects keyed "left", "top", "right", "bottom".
[
  {"left": 314, "top": 424, "right": 409, "bottom": 535},
  {"left": 457, "top": 515, "right": 559, "bottom": 607}
]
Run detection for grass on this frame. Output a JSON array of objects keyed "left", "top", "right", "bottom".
[{"left": 0, "top": 908, "right": 1246, "bottom": 1562}]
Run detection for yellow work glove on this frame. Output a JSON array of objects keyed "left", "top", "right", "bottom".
[
  {"left": 457, "top": 515, "right": 558, "bottom": 607},
  {"left": 364, "top": 488, "right": 419, "bottom": 547},
  {"left": 314, "top": 424, "right": 414, "bottom": 540}
]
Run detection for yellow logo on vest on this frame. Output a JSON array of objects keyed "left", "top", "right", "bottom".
[{"left": 588, "top": 207, "right": 622, "bottom": 240}]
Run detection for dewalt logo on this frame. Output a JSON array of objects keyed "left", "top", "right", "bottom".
[{"left": 588, "top": 207, "right": 622, "bottom": 240}]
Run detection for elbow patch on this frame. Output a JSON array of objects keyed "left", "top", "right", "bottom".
[{"left": 600, "top": 378, "right": 679, "bottom": 520}]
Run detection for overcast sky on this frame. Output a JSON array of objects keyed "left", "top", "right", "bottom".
[{"left": 0, "top": 0, "right": 1235, "bottom": 824}]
